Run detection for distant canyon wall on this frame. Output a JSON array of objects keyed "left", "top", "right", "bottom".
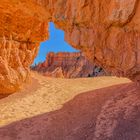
[
  {"left": 31, "top": 52, "right": 106, "bottom": 78},
  {"left": 0, "top": 0, "right": 140, "bottom": 93}
]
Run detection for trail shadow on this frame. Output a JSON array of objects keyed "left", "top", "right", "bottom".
[{"left": 0, "top": 83, "right": 140, "bottom": 140}]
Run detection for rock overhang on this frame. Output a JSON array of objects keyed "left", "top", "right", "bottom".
[{"left": 0, "top": 0, "right": 140, "bottom": 93}]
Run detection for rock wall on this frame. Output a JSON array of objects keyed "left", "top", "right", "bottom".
[
  {"left": 0, "top": 0, "right": 140, "bottom": 93},
  {"left": 32, "top": 52, "right": 106, "bottom": 78},
  {"left": 51, "top": 0, "right": 140, "bottom": 81},
  {"left": 0, "top": 0, "right": 49, "bottom": 93}
]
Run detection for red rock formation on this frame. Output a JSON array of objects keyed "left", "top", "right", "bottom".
[
  {"left": 32, "top": 52, "right": 106, "bottom": 78},
  {"left": 0, "top": 0, "right": 49, "bottom": 93},
  {"left": 0, "top": 0, "right": 140, "bottom": 93},
  {"left": 51, "top": 0, "right": 140, "bottom": 81}
]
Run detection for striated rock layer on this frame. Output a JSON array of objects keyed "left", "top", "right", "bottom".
[
  {"left": 0, "top": 0, "right": 140, "bottom": 93},
  {"left": 32, "top": 52, "right": 106, "bottom": 78}
]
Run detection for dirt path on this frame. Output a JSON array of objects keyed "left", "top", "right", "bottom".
[
  {"left": 0, "top": 73, "right": 138, "bottom": 140},
  {"left": 0, "top": 73, "right": 130, "bottom": 127}
]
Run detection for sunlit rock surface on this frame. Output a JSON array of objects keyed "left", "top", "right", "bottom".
[
  {"left": 52, "top": 0, "right": 140, "bottom": 81},
  {"left": 0, "top": 0, "right": 49, "bottom": 93},
  {"left": 0, "top": 0, "right": 140, "bottom": 93},
  {"left": 32, "top": 52, "right": 106, "bottom": 78}
]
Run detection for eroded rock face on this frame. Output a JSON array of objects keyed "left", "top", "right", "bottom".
[
  {"left": 0, "top": 0, "right": 49, "bottom": 93},
  {"left": 51, "top": 0, "right": 140, "bottom": 81},
  {"left": 32, "top": 52, "right": 106, "bottom": 78},
  {"left": 1, "top": 0, "right": 140, "bottom": 93}
]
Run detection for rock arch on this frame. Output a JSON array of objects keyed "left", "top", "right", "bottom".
[{"left": 0, "top": 0, "right": 140, "bottom": 93}]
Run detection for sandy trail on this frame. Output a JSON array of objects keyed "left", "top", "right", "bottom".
[
  {"left": 0, "top": 72, "right": 130, "bottom": 128},
  {"left": 0, "top": 72, "right": 140, "bottom": 140},
  {"left": 2, "top": 73, "right": 140, "bottom": 140}
]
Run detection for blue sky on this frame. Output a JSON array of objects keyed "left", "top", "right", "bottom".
[{"left": 33, "top": 22, "right": 79, "bottom": 65}]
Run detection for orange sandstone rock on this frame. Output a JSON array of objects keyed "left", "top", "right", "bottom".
[
  {"left": 0, "top": 0, "right": 49, "bottom": 93},
  {"left": 0, "top": 0, "right": 140, "bottom": 93}
]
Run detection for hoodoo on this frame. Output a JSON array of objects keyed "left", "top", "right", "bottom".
[{"left": 32, "top": 52, "right": 106, "bottom": 78}]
